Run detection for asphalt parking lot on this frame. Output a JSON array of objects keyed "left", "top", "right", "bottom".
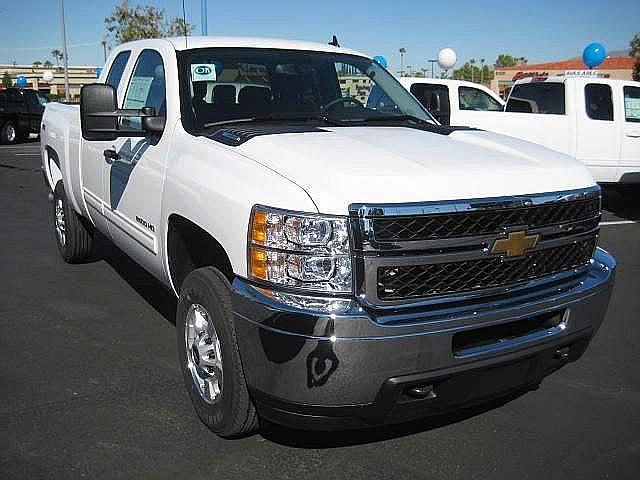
[{"left": 1, "top": 141, "right": 639, "bottom": 479}]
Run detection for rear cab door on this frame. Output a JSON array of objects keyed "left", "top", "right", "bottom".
[{"left": 619, "top": 82, "right": 640, "bottom": 182}]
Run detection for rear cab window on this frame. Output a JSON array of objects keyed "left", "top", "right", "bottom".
[
  {"left": 584, "top": 83, "right": 613, "bottom": 121},
  {"left": 106, "top": 51, "right": 131, "bottom": 90},
  {"left": 623, "top": 86, "right": 640, "bottom": 122},
  {"left": 506, "top": 82, "right": 565, "bottom": 114}
]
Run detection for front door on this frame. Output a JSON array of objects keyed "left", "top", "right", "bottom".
[
  {"left": 103, "top": 49, "right": 168, "bottom": 279},
  {"left": 620, "top": 84, "right": 640, "bottom": 182}
]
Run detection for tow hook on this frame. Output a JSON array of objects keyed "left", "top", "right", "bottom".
[
  {"left": 406, "top": 384, "right": 437, "bottom": 400},
  {"left": 554, "top": 346, "right": 570, "bottom": 361}
]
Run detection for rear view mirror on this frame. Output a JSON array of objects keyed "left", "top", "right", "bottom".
[
  {"left": 81, "top": 84, "right": 118, "bottom": 141},
  {"left": 80, "top": 84, "right": 165, "bottom": 141}
]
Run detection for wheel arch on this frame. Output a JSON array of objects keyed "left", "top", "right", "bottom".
[{"left": 166, "top": 214, "right": 235, "bottom": 294}]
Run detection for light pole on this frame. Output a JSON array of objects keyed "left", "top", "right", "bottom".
[
  {"left": 399, "top": 48, "right": 406, "bottom": 77},
  {"left": 427, "top": 59, "right": 437, "bottom": 78},
  {"left": 101, "top": 39, "right": 108, "bottom": 63},
  {"left": 59, "top": 0, "right": 70, "bottom": 102},
  {"left": 201, "top": 0, "right": 208, "bottom": 35}
]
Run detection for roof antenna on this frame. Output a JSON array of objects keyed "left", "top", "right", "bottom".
[
  {"left": 182, "top": 0, "right": 188, "bottom": 48},
  {"left": 328, "top": 35, "right": 340, "bottom": 48}
]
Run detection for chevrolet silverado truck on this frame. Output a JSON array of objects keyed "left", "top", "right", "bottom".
[
  {"left": 41, "top": 37, "right": 616, "bottom": 437},
  {"left": 465, "top": 75, "right": 640, "bottom": 188}
]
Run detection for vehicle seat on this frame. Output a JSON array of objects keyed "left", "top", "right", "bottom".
[{"left": 238, "top": 86, "right": 272, "bottom": 116}]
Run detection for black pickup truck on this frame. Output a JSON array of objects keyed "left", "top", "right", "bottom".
[{"left": 0, "top": 88, "right": 50, "bottom": 144}]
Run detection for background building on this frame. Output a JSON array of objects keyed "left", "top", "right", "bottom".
[
  {"left": 492, "top": 53, "right": 635, "bottom": 98},
  {"left": 0, "top": 64, "right": 99, "bottom": 99}
]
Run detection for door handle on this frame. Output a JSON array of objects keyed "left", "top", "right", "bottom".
[
  {"left": 626, "top": 131, "right": 640, "bottom": 138},
  {"left": 103, "top": 149, "right": 120, "bottom": 161}
]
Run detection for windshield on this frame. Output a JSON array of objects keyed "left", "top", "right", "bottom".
[{"left": 178, "top": 48, "right": 434, "bottom": 131}]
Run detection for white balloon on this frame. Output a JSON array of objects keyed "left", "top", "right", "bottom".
[
  {"left": 437, "top": 48, "right": 457, "bottom": 70},
  {"left": 42, "top": 71, "right": 54, "bottom": 83}
]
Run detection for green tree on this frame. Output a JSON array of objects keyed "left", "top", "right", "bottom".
[
  {"left": 2, "top": 71, "right": 12, "bottom": 88},
  {"left": 32, "top": 61, "right": 42, "bottom": 67},
  {"left": 495, "top": 54, "right": 528, "bottom": 68},
  {"left": 630, "top": 32, "right": 640, "bottom": 81},
  {"left": 43, "top": 60, "right": 53, "bottom": 68},
  {"left": 105, "top": 0, "right": 194, "bottom": 45},
  {"left": 51, "top": 49, "right": 64, "bottom": 66},
  {"left": 452, "top": 62, "right": 494, "bottom": 85}
]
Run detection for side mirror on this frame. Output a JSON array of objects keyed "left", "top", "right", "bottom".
[
  {"left": 80, "top": 84, "right": 166, "bottom": 141},
  {"left": 81, "top": 84, "right": 118, "bottom": 141}
]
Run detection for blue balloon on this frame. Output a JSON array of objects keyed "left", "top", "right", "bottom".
[
  {"left": 16, "top": 75, "right": 27, "bottom": 87},
  {"left": 373, "top": 55, "right": 388, "bottom": 69},
  {"left": 582, "top": 43, "right": 606, "bottom": 69}
]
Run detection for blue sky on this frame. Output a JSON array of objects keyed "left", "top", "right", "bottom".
[{"left": 0, "top": 0, "right": 638, "bottom": 73}]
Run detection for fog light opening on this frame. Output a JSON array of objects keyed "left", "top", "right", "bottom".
[{"left": 405, "top": 384, "right": 437, "bottom": 400}]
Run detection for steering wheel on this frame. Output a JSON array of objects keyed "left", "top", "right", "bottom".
[{"left": 321, "top": 96, "right": 365, "bottom": 112}]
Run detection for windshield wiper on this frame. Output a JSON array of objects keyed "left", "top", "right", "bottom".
[
  {"left": 357, "top": 114, "right": 433, "bottom": 124},
  {"left": 203, "top": 113, "right": 340, "bottom": 128}
]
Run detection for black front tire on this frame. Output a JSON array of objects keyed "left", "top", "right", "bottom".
[
  {"left": 52, "top": 182, "right": 94, "bottom": 263},
  {"left": 0, "top": 120, "right": 18, "bottom": 145},
  {"left": 177, "top": 267, "right": 258, "bottom": 438}
]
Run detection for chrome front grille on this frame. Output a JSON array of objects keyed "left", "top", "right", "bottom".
[
  {"left": 372, "top": 197, "right": 599, "bottom": 242},
  {"left": 377, "top": 237, "right": 596, "bottom": 300},
  {"left": 349, "top": 187, "right": 601, "bottom": 306}
]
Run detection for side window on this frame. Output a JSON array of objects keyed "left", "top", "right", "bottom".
[
  {"left": 623, "top": 86, "right": 640, "bottom": 123},
  {"left": 105, "top": 51, "right": 131, "bottom": 89},
  {"left": 122, "top": 50, "right": 166, "bottom": 129},
  {"left": 459, "top": 86, "right": 503, "bottom": 111},
  {"left": 506, "top": 83, "right": 565, "bottom": 114},
  {"left": 585, "top": 83, "right": 613, "bottom": 121},
  {"left": 410, "top": 83, "right": 450, "bottom": 124}
]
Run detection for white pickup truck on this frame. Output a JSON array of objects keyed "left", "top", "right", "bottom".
[
  {"left": 466, "top": 76, "right": 640, "bottom": 186},
  {"left": 41, "top": 37, "right": 615, "bottom": 437},
  {"left": 396, "top": 77, "right": 505, "bottom": 126}
]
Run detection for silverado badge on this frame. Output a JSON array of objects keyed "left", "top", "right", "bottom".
[{"left": 491, "top": 231, "right": 539, "bottom": 258}]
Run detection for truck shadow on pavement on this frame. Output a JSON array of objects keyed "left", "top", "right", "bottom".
[
  {"left": 259, "top": 387, "right": 534, "bottom": 448},
  {"left": 601, "top": 185, "right": 640, "bottom": 221},
  {"left": 94, "top": 232, "right": 178, "bottom": 324}
]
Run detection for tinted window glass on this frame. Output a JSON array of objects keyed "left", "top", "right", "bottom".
[
  {"left": 179, "top": 48, "right": 433, "bottom": 130},
  {"left": 122, "top": 49, "right": 165, "bottom": 129},
  {"left": 106, "top": 51, "right": 131, "bottom": 89},
  {"left": 459, "top": 86, "right": 503, "bottom": 111},
  {"left": 506, "top": 82, "right": 565, "bottom": 114},
  {"left": 585, "top": 83, "right": 613, "bottom": 121},
  {"left": 410, "top": 83, "right": 450, "bottom": 124},
  {"left": 623, "top": 86, "right": 640, "bottom": 123}
]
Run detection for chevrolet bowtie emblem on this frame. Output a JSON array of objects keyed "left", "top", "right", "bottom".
[{"left": 491, "top": 231, "right": 539, "bottom": 258}]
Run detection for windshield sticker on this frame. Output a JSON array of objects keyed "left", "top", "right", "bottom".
[
  {"left": 125, "top": 76, "right": 154, "bottom": 109},
  {"left": 191, "top": 64, "right": 217, "bottom": 82}
]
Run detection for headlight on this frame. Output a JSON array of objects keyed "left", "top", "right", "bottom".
[{"left": 248, "top": 205, "right": 352, "bottom": 293}]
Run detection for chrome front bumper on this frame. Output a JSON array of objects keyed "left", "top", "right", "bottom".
[{"left": 231, "top": 248, "right": 615, "bottom": 429}]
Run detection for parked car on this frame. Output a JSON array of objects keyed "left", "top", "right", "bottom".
[
  {"left": 41, "top": 37, "right": 615, "bottom": 437},
  {"left": 0, "top": 88, "right": 49, "bottom": 144},
  {"left": 396, "top": 77, "right": 504, "bottom": 126},
  {"left": 465, "top": 76, "right": 640, "bottom": 186}
]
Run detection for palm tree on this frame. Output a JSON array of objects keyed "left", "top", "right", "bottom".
[
  {"left": 480, "top": 58, "right": 485, "bottom": 84},
  {"left": 399, "top": 48, "right": 406, "bottom": 77},
  {"left": 469, "top": 58, "right": 476, "bottom": 82},
  {"left": 51, "top": 49, "right": 64, "bottom": 67}
]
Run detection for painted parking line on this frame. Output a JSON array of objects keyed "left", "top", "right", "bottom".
[
  {"left": 600, "top": 220, "right": 637, "bottom": 226},
  {"left": 15, "top": 153, "right": 41, "bottom": 156}
]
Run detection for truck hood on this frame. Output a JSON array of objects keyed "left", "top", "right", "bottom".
[{"left": 234, "top": 126, "right": 595, "bottom": 215}]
